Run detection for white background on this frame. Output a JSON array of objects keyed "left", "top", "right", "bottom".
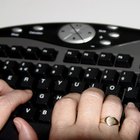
[{"left": 0, "top": 0, "right": 140, "bottom": 29}]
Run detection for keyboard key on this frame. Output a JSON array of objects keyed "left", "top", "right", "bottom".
[
  {"left": 68, "top": 66, "right": 83, "bottom": 80},
  {"left": 2, "top": 60, "right": 18, "bottom": 74},
  {"left": 24, "top": 47, "right": 41, "bottom": 60},
  {"left": 20, "top": 105, "right": 36, "bottom": 121},
  {"left": 81, "top": 51, "right": 98, "bottom": 65},
  {"left": 54, "top": 79, "right": 68, "bottom": 94},
  {"left": 39, "top": 108, "right": 52, "bottom": 123},
  {"left": 105, "top": 84, "right": 121, "bottom": 97},
  {"left": 40, "top": 48, "right": 57, "bottom": 61},
  {"left": 36, "top": 92, "right": 51, "bottom": 106},
  {"left": 0, "top": 44, "right": 9, "bottom": 57},
  {"left": 123, "top": 86, "right": 140, "bottom": 103},
  {"left": 101, "top": 69, "right": 118, "bottom": 84},
  {"left": 34, "top": 63, "right": 51, "bottom": 77},
  {"left": 18, "top": 62, "right": 34, "bottom": 75},
  {"left": 70, "top": 81, "right": 86, "bottom": 93},
  {"left": 37, "top": 77, "right": 51, "bottom": 91},
  {"left": 8, "top": 45, "right": 24, "bottom": 58},
  {"left": 98, "top": 52, "right": 115, "bottom": 66},
  {"left": 20, "top": 75, "right": 34, "bottom": 89},
  {"left": 118, "top": 71, "right": 136, "bottom": 87},
  {"left": 50, "top": 94, "right": 64, "bottom": 107},
  {"left": 4, "top": 74, "right": 18, "bottom": 88},
  {"left": 53, "top": 94, "right": 63, "bottom": 102},
  {"left": 84, "top": 68, "right": 101, "bottom": 82},
  {"left": 51, "top": 65, "right": 67, "bottom": 78},
  {"left": 115, "top": 54, "right": 133, "bottom": 68},
  {"left": 88, "top": 82, "right": 104, "bottom": 90},
  {"left": 64, "top": 50, "right": 81, "bottom": 63}
]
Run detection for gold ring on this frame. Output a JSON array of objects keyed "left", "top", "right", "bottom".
[{"left": 100, "top": 116, "right": 120, "bottom": 126}]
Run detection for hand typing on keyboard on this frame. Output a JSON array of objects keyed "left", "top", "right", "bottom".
[
  {"left": 0, "top": 80, "right": 140, "bottom": 140},
  {"left": 0, "top": 80, "right": 38, "bottom": 140}
]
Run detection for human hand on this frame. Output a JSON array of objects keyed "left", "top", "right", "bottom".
[
  {"left": 49, "top": 88, "right": 140, "bottom": 140},
  {"left": 0, "top": 80, "right": 38, "bottom": 140},
  {"left": 1, "top": 79, "right": 139, "bottom": 140}
]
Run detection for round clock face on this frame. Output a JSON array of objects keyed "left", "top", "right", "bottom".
[{"left": 58, "top": 23, "right": 96, "bottom": 44}]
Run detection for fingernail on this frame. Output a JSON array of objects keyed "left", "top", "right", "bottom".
[
  {"left": 127, "top": 102, "right": 136, "bottom": 108},
  {"left": 14, "top": 119, "right": 21, "bottom": 131}
]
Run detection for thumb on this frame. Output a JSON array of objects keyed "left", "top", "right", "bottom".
[{"left": 13, "top": 117, "right": 38, "bottom": 140}]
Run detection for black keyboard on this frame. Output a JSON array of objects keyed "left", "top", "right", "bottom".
[{"left": 0, "top": 23, "right": 140, "bottom": 140}]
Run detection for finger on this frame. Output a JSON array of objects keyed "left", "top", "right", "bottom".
[
  {"left": 0, "top": 89, "right": 32, "bottom": 130},
  {"left": 14, "top": 117, "right": 38, "bottom": 140},
  {"left": 0, "top": 79, "right": 13, "bottom": 95},
  {"left": 119, "top": 102, "right": 140, "bottom": 140},
  {"left": 99, "top": 95, "right": 123, "bottom": 135},
  {"left": 76, "top": 88, "right": 104, "bottom": 129},
  {"left": 51, "top": 93, "right": 80, "bottom": 128}
]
